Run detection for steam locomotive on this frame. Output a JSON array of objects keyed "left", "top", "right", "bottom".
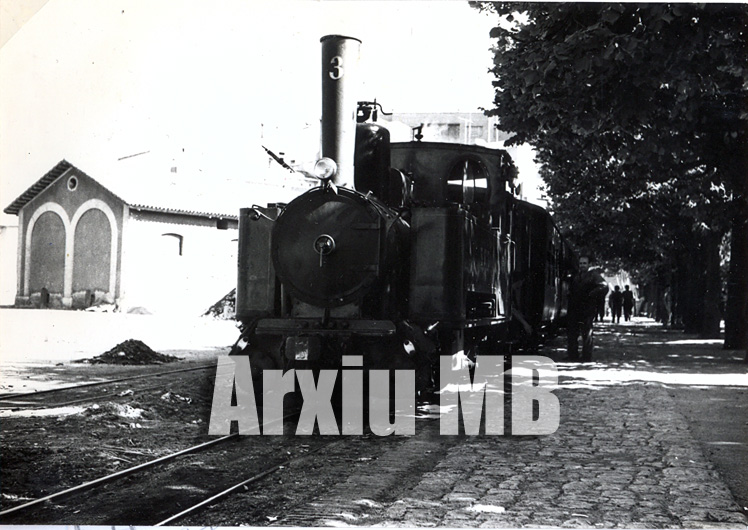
[{"left": 231, "top": 35, "right": 575, "bottom": 390}]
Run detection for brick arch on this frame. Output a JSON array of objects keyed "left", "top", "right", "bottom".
[
  {"left": 71, "top": 199, "right": 119, "bottom": 299},
  {"left": 24, "top": 202, "right": 71, "bottom": 300}
]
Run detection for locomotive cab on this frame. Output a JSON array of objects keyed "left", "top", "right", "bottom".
[{"left": 388, "top": 142, "right": 517, "bottom": 359}]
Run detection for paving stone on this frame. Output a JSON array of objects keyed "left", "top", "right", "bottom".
[
  {"left": 561, "top": 516, "right": 597, "bottom": 527},
  {"left": 384, "top": 500, "right": 407, "bottom": 518},
  {"left": 477, "top": 515, "right": 533, "bottom": 528},
  {"left": 680, "top": 523, "right": 748, "bottom": 529},
  {"left": 373, "top": 382, "right": 747, "bottom": 528},
  {"left": 479, "top": 492, "right": 519, "bottom": 505},
  {"left": 275, "top": 345, "right": 747, "bottom": 528},
  {"left": 681, "top": 509, "right": 748, "bottom": 524}
]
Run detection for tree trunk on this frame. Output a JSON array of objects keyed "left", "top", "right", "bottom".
[
  {"left": 724, "top": 142, "right": 748, "bottom": 356},
  {"left": 724, "top": 196, "right": 748, "bottom": 353},
  {"left": 670, "top": 267, "right": 684, "bottom": 329},
  {"left": 680, "top": 245, "right": 703, "bottom": 334},
  {"left": 678, "top": 235, "right": 721, "bottom": 337},
  {"left": 700, "top": 232, "right": 722, "bottom": 339}
]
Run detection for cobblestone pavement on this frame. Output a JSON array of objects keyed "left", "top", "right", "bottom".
[
  {"left": 379, "top": 384, "right": 746, "bottom": 528},
  {"left": 278, "top": 322, "right": 748, "bottom": 528}
]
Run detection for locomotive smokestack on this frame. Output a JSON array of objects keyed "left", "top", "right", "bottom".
[{"left": 320, "top": 35, "right": 361, "bottom": 188}]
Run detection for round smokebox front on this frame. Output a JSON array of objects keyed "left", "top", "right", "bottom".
[{"left": 272, "top": 189, "right": 381, "bottom": 308}]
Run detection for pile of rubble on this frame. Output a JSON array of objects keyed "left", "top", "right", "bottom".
[
  {"left": 203, "top": 288, "right": 236, "bottom": 319},
  {"left": 79, "top": 339, "right": 181, "bottom": 365}
]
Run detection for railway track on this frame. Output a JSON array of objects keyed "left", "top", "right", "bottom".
[
  {"left": 1, "top": 352, "right": 458, "bottom": 527},
  {"left": 155, "top": 436, "right": 345, "bottom": 526},
  {"left": 0, "top": 433, "right": 239, "bottom": 519},
  {"left": 1, "top": 396, "right": 451, "bottom": 526},
  {"left": 0, "top": 408, "right": 306, "bottom": 525},
  {"left": 0, "top": 363, "right": 217, "bottom": 410},
  {"left": 178, "top": 408, "right": 457, "bottom": 527}
]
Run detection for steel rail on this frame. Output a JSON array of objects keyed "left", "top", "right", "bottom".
[
  {"left": 0, "top": 378, "right": 208, "bottom": 411},
  {"left": 155, "top": 438, "right": 343, "bottom": 526},
  {"left": 0, "top": 408, "right": 302, "bottom": 520},
  {"left": 0, "top": 363, "right": 217, "bottom": 401},
  {"left": 156, "top": 408, "right": 444, "bottom": 526},
  {"left": 0, "top": 433, "right": 238, "bottom": 518}
]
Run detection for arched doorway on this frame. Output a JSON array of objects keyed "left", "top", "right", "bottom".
[
  {"left": 29, "top": 211, "right": 65, "bottom": 305},
  {"left": 73, "top": 208, "right": 111, "bottom": 307}
]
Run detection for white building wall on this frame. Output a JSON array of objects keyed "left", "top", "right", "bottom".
[
  {"left": 119, "top": 217, "right": 237, "bottom": 317},
  {"left": 0, "top": 225, "right": 18, "bottom": 305}
]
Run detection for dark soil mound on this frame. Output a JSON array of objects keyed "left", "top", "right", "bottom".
[
  {"left": 204, "top": 288, "right": 235, "bottom": 319},
  {"left": 79, "top": 339, "right": 181, "bottom": 365}
]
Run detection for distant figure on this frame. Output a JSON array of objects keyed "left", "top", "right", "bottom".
[
  {"left": 595, "top": 292, "right": 606, "bottom": 322},
  {"left": 622, "top": 285, "right": 635, "bottom": 322},
  {"left": 567, "top": 256, "right": 609, "bottom": 362},
  {"left": 609, "top": 285, "right": 623, "bottom": 323},
  {"left": 662, "top": 287, "right": 672, "bottom": 328}
]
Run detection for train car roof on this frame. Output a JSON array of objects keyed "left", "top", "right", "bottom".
[
  {"left": 389, "top": 141, "right": 517, "bottom": 206},
  {"left": 513, "top": 196, "right": 550, "bottom": 216},
  {"left": 390, "top": 141, "right": 511, "bottom": 158}
]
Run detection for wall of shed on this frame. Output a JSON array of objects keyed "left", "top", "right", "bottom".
[
  {"left": 119, "top": 214, "right": 237, "bottom": 316},
  {"left": 15, "top": 168, "right": 124, "bottom": 308},
  {"left": 0, "top": 225, "right": 18, "bottom": 305},
  {"left": 12, "top": 166, "right": 239, "bottom": 315}
]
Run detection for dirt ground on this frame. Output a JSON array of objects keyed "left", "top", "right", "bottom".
[
  {"left": 0, "top": 356, "right": 222, "bottom": 511},
  {"left": 1, "top": 317, "right": 746, "bottom": 525}
]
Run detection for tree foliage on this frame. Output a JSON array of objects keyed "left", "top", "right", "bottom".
[{"left": 474, "top": 2, "right": 748, "bottom": 345}]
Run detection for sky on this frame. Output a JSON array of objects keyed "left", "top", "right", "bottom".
[{"left": 0, "top": 0, "right": 504, "bottom": 227}]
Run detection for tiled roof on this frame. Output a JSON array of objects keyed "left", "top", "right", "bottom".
[
  {"left": 3, "top": 158, "right": 316, "bottom": 219},
  {"left": 3, "top": 160, "right": 75, "bottom": 215}
]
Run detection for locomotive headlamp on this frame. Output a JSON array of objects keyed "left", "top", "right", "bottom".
[{"left": 313, "top": 157, "right": 338, "bottom": 182}]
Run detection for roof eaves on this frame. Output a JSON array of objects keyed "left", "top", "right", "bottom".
[
  {"left": 3, "top": 159, "right": 74, "bottom": 215},
  {"left": 128, "top": 204, "right": 238, "bottom": 220}
]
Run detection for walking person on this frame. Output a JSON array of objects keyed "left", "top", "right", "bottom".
[
  {"left": 595, "top": 294, "right": 606, "bottom": 323},
  {"left": 622, "top": 285, "right": 635, "bottom": 322},
  {"left": 609, "top": 285, "right": 623, "bottom": 324},
  {"left": 566, "top": 255, "right": 609, "bottom": 362}
]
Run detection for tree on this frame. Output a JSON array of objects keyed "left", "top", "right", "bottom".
[{"left": 474, "top": 2, "right": 747, "bottom": 347}]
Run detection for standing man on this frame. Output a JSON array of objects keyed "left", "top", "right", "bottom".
[
  {"left": 567, "top": 255, "right": 609, "bottom": 362},
  {"left": 622, "top": 285, "right": 635, "bottom": 322},
  {"left": 595, "top": 293, "right": 606, "bottom": 323},
  {"left": 609, "top": 285, "right": 624, "bottom": 324}
]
